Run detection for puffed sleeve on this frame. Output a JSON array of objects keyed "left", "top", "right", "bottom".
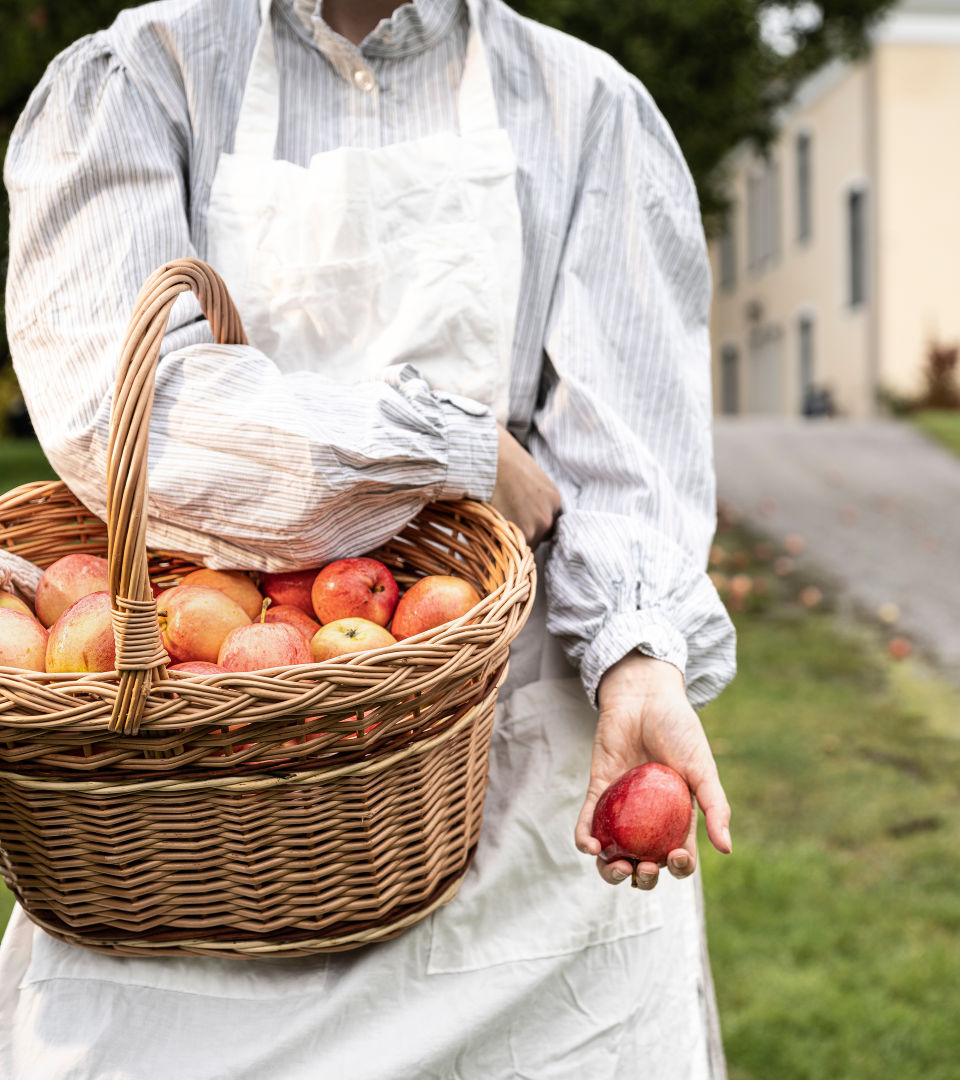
[
  {"left": 4, "top": 35, "right": 497, "bottom": 571},
  {"left": 531, "top": 80, "right": 736, "bottom": 708}
]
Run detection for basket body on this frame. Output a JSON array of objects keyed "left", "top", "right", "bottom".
[{"left": 0, "top": 489, "right": 533, "bottom": 957}]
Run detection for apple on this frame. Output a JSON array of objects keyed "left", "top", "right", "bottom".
[
  {"left": 45, "top": 591, "right": 116, "bottom": 673},
  {"left": 35, "top": 553, "right": 110, "bottom": 627},
  {"left": 178, "top": 568, "right": 263, "bottom": 621},
  {"left": 390, "top": 575, "right": 482, "bottom": 640},
  {"left": 261, "top": 570, "right": 318, "bottom": 617},
  {"left": 310, "top": 617, "right": 396, "bottom": 661},
  {"left": 169, "top": 661, "right": 227, "bottom": 674},
  {"left": 263, "top": 604, "right": 320, "bottom": 642},
  {"left": 218, "top": 620, "right": 313, "bottom": 672},
  {"left": 159, "top": 585, "right": 251, "bottom": 665},
  {"left": 591, "top": 763, "right": 692, "bottom": 867},
  {"left": 0, "top": 607, "right": 49, "bottom": 671},
  {"left": 0, "top": 591, "right": 35, "bottom": 618},
  {"left": 311, "top": 558, "right": 398, "bottom": 627}
]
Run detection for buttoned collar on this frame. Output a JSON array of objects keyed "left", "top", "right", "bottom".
[{"left": 286, "top": 0, "right": 465, "bottom": 60}]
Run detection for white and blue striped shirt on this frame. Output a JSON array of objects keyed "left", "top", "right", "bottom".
[{"left": 4, "top": 0, "right": 735, "bottom": 706}]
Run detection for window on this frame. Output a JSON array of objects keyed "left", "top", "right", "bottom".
[
  {"left": 848, "top": 188, "right": 867, "bottom": 307},
  {"left": 798, "top": 315, "right": 814, "bottom": 411},
  {"left": 720, "top": 346, "right": 739, "bottom": 415},
  {"left": 719, "top": 210, "right": 736, "bottom": 292},
  {"left": 746, "top": 159, "right": 781, "bottom": 273},
  {"left": 796, "top": 133, "right": 812, "bottom": 242}
]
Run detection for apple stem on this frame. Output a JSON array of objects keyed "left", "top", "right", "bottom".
[
  {"left": 631, "top": 863, "right": 639, "bottom": 889},
  {"left": 260, "top": 598, "right": 271, "bottom": 623}
]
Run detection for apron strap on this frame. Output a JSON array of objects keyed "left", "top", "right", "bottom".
[{"left": 232, "top": 0, "right": 500, "bottom": 158}]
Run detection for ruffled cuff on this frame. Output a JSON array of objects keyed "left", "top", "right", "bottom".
[{"left": 436, "top": 393, "right": 498, "bottom": 502}]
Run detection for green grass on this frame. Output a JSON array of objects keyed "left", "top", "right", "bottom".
[
  {"left": 910, "top": 409, "right": 960, "bottom": 458},
  {"left": 700, "top": 529, "right": 960, "bottom": 1080},
  {"left": 0, "top": 436, "right": 56, "bottom": 492}
]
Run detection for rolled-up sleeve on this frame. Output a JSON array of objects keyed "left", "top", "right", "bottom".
[
  {"left": 531, "top": 80, "right": 736, "bottom": 709},
  {"left": 4, "top": 35, "right": 497, "bottom": 572}
]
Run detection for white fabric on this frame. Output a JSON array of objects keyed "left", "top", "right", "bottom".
[{"left": 206, "top": 0, "right": 520, "bottom": 425}]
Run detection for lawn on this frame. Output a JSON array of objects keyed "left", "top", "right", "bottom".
[
  {"left": 0, "top": 444, "right": 958, "bottom": 1077},
  {"left": 0, "top": 436, "right": 56, "bottom": 491},
  {"left": 910, "top": 408, "right": 960, "bottom": 458}
]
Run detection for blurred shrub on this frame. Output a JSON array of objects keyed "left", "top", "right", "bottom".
[{"left": 918, "top": 341, "right": 960, "bottom": 410}]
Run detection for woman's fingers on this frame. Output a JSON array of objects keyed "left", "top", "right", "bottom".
[{"left": 690, "top": 768, "right": 732, "bottom": 855}]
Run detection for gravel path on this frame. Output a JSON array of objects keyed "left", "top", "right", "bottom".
[{"left": 713, "top": 418, "right": 960, "bottom": 678}]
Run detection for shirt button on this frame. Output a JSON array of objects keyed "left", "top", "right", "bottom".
[{"left": 353, "top": 68, "right": 376, "bottom": 93}]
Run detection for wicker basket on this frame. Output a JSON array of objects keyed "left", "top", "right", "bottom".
[{"left": 0, "top": 259, "right": 535, "bottom": 958}]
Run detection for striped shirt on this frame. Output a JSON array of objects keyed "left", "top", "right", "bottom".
[{"left": 4, "top": 0, "right": 735, "bottom": 706}]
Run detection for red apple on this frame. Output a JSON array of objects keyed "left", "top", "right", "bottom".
[
  {"left": 0, "top": 607, "right": 49, "bottom": 671},
  {"left": 218, "top": 621, "right": 313, "bottom": 671},
  {"left": 311, "top": 558, "right": 398, "bottom": 627},
  {"left": 261, "top": 570, "right": 318, "bottom": 617},
  {"left": 0, "top": 591, "right": 35, "bottom": 618},
  {"left": 178, "top": 568, "right": 264, "bottom": 621},
  {"left": 591, "top": 763, "right": 692, "bottom": 867},
  {"left": 159, "top": 585, "right": 251, "bottom": 665},
  {"left": 35, "top": 553, "right": 110, "bottom": 627},
  {"left": 45, "top": 591, "right": 116, "bottom": 673},
  {"left": 169, "top": 661, "right": 227, "bottom": 675},
  {"left": 390, "top": 575, "right": 482, "bottom": 640},
  {"left": 263, "top": 604, "right": 320, "bottom": 642},
  {"left": 310, "top": 617, "right": 396, "bottom": 661}
]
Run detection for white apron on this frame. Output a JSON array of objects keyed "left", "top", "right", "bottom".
[{"left": 0, "top": 2, "right": 722, "bottom": 1076}]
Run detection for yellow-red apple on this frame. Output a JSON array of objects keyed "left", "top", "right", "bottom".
[
  {"left": 311, "top": 558, "right": 398, "bottom": 627},
  {"left": 45, "top": 591, "right": 116, "bottom": 673},
  {"left": 169, "top": 661, "right": 227, "bottom": 674},
  {"left": 310, "top": 617, "right": 396, "bottom": 661},
  {"left": 591, "top": 763, "right": 692, "bottom": 867},
  {"left": 261, "top": 570, "right": 318, "bottom": 617},
  {"left": 218, "top": 621, "right": 313, "bottom": 671},
  {"left": 0, "top": 591, "right": 35, "bottom": 618},
  {"left": 179, "top": 568, "right": 263, "bottom": 621},
  {"left": 263, "top": 604, "right": 320, "bottom": 642},
  {"left": 390, "top": 575, "right": 482, "bottom": 640},
  {"left": 0, "top": 607, "right": 49, "bottom": 671},
  {"left": 35, "top": 553, "right": 110, "bottom": 627},
  {"left": 159, "top": 585, "right": 251, "bottom": 665}
]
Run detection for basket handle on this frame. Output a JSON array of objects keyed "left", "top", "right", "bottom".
[{"left": 106, "top": 259, "right": 248, "bottom": 734}]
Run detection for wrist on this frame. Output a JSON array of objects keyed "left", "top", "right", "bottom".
[{"left": 598, "top": 651, "right": 685, "bottom": 711}]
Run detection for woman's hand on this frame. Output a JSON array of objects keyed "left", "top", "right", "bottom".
[
  {"left": 574, "top": 652, "right": 732, "bottom": 889},
  {"left": 490, "top": 423, "right": 562, "bottom": 549}
]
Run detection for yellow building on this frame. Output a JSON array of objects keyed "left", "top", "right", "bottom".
[{"left": 708, "top": 0, "right": 960, "bottom": 417}]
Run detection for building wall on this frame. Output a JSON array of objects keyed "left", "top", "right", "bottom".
[
  {"left": 874, "top": 42, "right": 960, "bottom": 400},
  {"left": 709, "top": 63, "right": 874, "bottom": 417}
]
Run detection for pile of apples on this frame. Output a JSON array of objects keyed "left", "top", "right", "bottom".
[{"left": 0, "top": 552, "right": 482, "bottom": 675}]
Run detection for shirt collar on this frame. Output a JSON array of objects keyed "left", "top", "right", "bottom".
[{"left": 288, "top": 0, "right": 465, "bottom": 59}]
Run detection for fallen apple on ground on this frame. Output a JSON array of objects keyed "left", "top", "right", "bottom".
[
  {"left": 179, "top": 568, "right": 264, "bottom": 621},
  {"left": 390, "top": 574, "right": 482, "bottom": 640},
  {"left": 591, "top": 763, "right": 693, "bottom": 877},
  {"left": 159, "top": 585, "right": 251, "bottom": 665},
  {"left": 45, "top": 591, "right": 116, "bottom": 673},
  {"left": 311, "top": 558, "right": 399, "bottom": 627},
  {"left": 261, "top": 570, "right": 318, "bottom": 617},
  {"left": 310, "top": 617, "right": 396, "bottom": 661},
  {"left": 0, "top": 607, "right": 49, "bottom": 671},
  {"left": 35, "top": 553, "right": 110, "bottom": 627}
]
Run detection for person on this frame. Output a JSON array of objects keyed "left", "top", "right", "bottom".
[{"left": 0, "top": 0, "right": 736, "bottom": 1075}]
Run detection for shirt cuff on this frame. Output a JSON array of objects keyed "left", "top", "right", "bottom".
[
  {"left": 437, "top": 394, "right": 498, "bottom": 502},
  {"left": 579, "top": 608, "right": 689, "bottom": 708}
]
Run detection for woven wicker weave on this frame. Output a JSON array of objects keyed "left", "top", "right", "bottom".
[{"left": 0, "top": 259, "right": 535, "bottom": 957}]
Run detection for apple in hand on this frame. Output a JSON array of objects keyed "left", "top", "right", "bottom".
[
  {"left": 218, "top": 620, "right": 313, "bottom": 672},
  {"left": 45, "top": 591, "right": 116, "bottom": 673},
  {"left": 311, "top": 558, "right": 399, "bottom": 627},
  {"left": 390, "top": 575, "right": 482, "bottom": 640},
  {"left": 263, "top": 604, "right": 320, "bottom": 643},
  {"left": 261, "top": 570, "right": 318, "bottom": 617},
  {"left": 310, "top": 618, "right": 396, "bottom": 661},
  {"left": 159, "top": 585, "right": 251, "bottom": 664},
  {"left": 0, "top": 607, "right": 49, "bottom": 671},
  {"left": 179, "top": 568, "right": 264, "bottom": 621},
  {"left": 591, "top": 763, "right": 692, "bottom": 869},
  {"left": 35, "top": 553, "right": 110, "bottom": 627}
]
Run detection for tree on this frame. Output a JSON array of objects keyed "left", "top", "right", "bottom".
[{"left": 1, "top": 0, "right": 896, "bottom": 414}]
